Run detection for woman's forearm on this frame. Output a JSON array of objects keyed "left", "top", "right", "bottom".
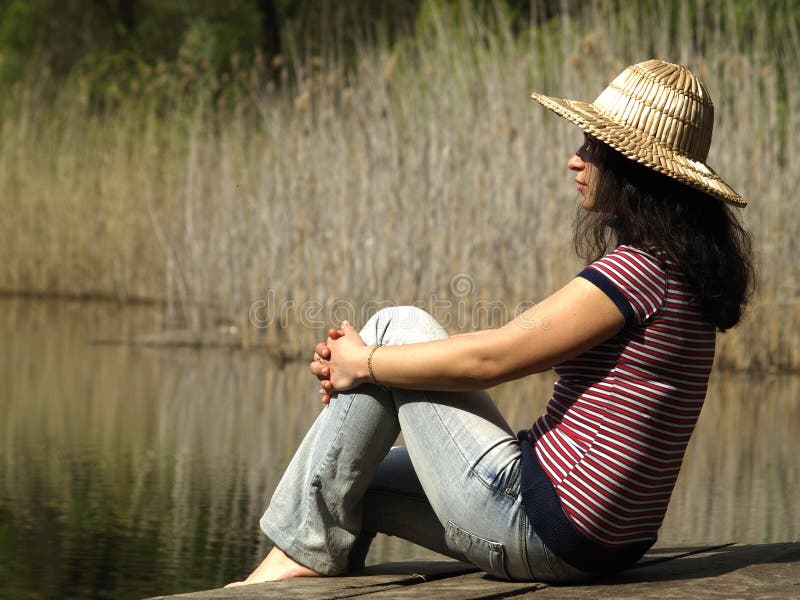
[
  {"left": 359, "top": 334, "right": 506, "bottom": 392},
  {"left": 347, "top": 278, "right": 624, "bottom": 393}
]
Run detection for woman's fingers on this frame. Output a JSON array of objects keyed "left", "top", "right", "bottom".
[
  {"left": 310, "top": 358, "right": 333, "bottom": 403},
  {"left": 319, "top": 389, "right": 329, "bottom": 404},
  {"left": 308, "top": 360, "right": 331, "bottom": 380},
  {"left": 326, "top": 330, "right": 345, "bottom": 348},
  {"left": 319, "top": 387, "right": 335, "bottom": 405},
  {"left": 315, "top": 341, "right": 331, "bottom": 360},
  {"left": 312, "top": 324, "right": 356, "bottom": 404},
  {"left": 309, "top": 360, "right": 329, "bottom": 378}
]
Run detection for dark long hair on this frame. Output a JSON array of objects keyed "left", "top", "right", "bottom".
[{"left": 574, "top": 136, "right": 755, "bottom": 332}]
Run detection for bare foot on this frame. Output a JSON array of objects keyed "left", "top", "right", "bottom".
[{"left": 225, "top": 546, "right": 321, "bottom": 587}]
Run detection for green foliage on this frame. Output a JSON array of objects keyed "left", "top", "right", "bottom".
[
  {"left": 0, "top": 0, "right": 266, "bottom": 103},
  {"left": 1, "top": 0, "right": 799, "bottom": 106},
  {"left": 0, "top": 0, "right": 550, "bottom": 102},
  {"left": 0, "top": 0, "right": 42, "bottom": 85}
]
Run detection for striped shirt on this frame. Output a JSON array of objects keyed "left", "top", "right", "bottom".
[{"left": 527, "top": 245, "right": 715, "bottom": 547}]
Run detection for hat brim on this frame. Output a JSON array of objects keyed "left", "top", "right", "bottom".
[{"left": 531, "top": 92, "right": 746, "bottom": 207}]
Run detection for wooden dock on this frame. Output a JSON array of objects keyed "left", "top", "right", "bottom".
[{"left": 147, "top": 542, "right": 800, "bottom": 599}]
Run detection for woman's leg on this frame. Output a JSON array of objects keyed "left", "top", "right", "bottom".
[
  {"left": 352, "top": 446, "right": 459, "bottom": 566},
  {"left": 229, "top": 376, "right": 399, "bottom": 584},
  {"left": 242, "top": 307, "right": 442, "bottom": 580},
  {"left": 240, "top": 306, "right": 536, "bottom": 582}
]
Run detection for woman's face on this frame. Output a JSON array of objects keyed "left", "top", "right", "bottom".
[{"left": 568, "top": 136, "right": 598, "bottom": 209}]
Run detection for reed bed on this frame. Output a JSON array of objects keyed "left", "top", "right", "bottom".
[{"left": 1, "top": 1, "right": 798, "bottom": 370}]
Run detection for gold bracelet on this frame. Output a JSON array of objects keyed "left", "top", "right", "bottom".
[{"left": 367, "top": 345, "right": 386, "bottom": 389}]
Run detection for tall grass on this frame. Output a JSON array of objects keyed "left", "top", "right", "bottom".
[{"left": 1, "top": 0, "right": 798, "bottom": 370}]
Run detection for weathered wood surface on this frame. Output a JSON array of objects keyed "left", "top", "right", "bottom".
[{"left": 146, "top": 542, "right": 800, "bottom": 599}]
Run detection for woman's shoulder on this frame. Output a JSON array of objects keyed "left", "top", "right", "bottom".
[
  {"left": 581, "top": 245, "right": 669, "bottom": 326},
  {"left": 607, "top": 243, "right": 663, "bottom": 260},
  {"left": 590, "top": 244, "right": 669, "bottom": 276}
]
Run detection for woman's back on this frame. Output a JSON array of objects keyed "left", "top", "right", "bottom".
[{"left": 530, "top": 245, "right": 716, "bottom": 547}]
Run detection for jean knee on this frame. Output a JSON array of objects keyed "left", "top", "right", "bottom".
[{"left": 366, "top": 306, "right": 448, "bottom": 346}]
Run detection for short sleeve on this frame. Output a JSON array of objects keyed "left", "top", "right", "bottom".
[{"left": 577, "top": 246, "right": 667, "bottom": 327}]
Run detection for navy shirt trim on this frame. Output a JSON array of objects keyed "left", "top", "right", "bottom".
[
  {"left": 517, "top": 431, "right": 653, "bottom": 575},
  {"left": 578, "top": 267, "right": 634, "bottom": 328}
]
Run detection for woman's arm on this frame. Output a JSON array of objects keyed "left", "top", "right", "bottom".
[{"left": 318, "top": 277, "right": 624, "bottom": 394}]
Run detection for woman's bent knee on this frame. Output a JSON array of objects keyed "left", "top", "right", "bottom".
[{"left": 367, "top": 306, "right": 449, "bottom": 346}]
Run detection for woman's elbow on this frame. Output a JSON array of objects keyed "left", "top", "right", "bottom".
[
  {"left": 470, "top": 352, "right": 549, "bottom": 389},
  {"left": 457, "top": 336, "right": 523, "bottom": 389},
  {"left": 466, "top": 355, "right": 507, "bottom": 389}
]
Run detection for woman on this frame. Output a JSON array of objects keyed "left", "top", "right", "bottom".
[{"left": 228, "top": 59, "right": 753, "bottom": 585}]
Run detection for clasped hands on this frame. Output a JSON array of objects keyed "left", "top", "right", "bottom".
[{"left": 309, "top": 320, "right": 370, "bottom": 405}]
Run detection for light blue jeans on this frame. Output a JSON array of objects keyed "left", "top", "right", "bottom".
[{"left": 260, "top": 306, "right": 589, "bottom": 582}]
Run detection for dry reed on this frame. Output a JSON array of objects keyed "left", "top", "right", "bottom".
[{"left": 0, "top": 1, "right": 798, "bottom": 370}]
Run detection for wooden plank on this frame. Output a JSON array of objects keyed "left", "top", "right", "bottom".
[
  {"left": 348, "top": 544, "right": 732, "bottom": 599},
  {"left": 478, "top": 542, "right": 800, "bottom": 600},
  {"left": 617, "top": 542, "right": 799, "bottom": 581},
  {"left": 147, "top": 543, "right": 800, "bottom": 599},
  {"left": 633, "top": 542, "right": 735, "bottom": 568},
  {"left": 348, "top": 571, "right": 544, "bottom": 599},
  {"left": 311, "top": 543, "right": 800, "bottom": 600},
  {"left": 144, "top": 559, "right": 476, "bottom": 600}
]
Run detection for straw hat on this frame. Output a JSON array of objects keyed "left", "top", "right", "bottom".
[{"left": 531, "top": 59, "right": 745, "bottom": 206}]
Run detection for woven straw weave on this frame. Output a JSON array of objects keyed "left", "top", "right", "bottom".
[{"left": 531, "top": 59, "right": 745, "bottom": 206}]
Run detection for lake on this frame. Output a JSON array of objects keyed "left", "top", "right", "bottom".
[{"left": 1, "top": 299, "right": 798, "bottom": 599}]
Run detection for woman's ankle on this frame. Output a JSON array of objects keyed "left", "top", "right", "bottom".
[{"left": 236, "top": 546, "right": 321, "bottom": 584}]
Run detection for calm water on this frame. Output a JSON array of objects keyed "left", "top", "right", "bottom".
[{"left": 1, "top": 299, "right": 798, "bottom": 599}]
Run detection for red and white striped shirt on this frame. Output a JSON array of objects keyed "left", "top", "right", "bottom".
[{"left": 529, "top": 245, "right": 715, "bottom": 547}]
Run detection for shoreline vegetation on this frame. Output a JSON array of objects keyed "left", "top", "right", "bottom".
[{"left": 2, "top": 1, "right": 798, "bottom": 371}]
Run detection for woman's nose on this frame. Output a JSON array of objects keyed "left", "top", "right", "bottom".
[{"left": 568, "top": 153, "right": 584, "bottom": 171}]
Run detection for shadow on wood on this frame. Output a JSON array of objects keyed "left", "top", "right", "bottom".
[{"left": 146, "top": 542, "right": 800, "bottom": 599}]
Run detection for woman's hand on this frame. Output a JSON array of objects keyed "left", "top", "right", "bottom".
[
  {"left": 324, "top": 321, "right": 369, "bottom": 391},
  {"left": 309, "top": 321, "right": 369, "bottom": 404},
  {"left": 310, "top": 328, "right": 340, "bottom": 405}
]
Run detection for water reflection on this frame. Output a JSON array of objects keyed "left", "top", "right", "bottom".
[{"left": 1, "top": 300, "right": 798, "bottom": 599}]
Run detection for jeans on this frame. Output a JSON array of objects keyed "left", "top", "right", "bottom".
[{"left": 260, "top": 306, "right": 590, "bottom": 583}]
